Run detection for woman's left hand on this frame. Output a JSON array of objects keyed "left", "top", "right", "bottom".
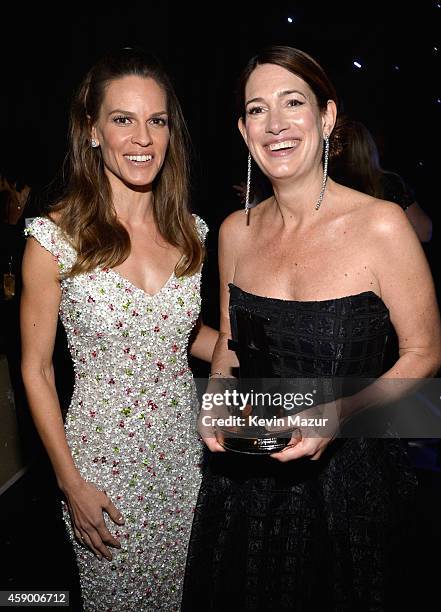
[
  {"left": 269, "top": 399, "right": 341, "bottom": 462},
  {"left": 270, "top": 433, "right": 333, "bottom": 462}
]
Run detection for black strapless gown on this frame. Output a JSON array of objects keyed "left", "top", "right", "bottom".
[{"left": 182, "top": 285, "right": 418, "bottom": 612}]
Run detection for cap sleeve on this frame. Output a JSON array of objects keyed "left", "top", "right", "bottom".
[
  {"left": 192, "top": 214, "right": 209, "bottom": 244},
  {"left": 24, "top": 217, "right": 75, "bottom": 274}
]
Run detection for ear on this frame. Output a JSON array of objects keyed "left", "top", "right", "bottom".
[
  {"left": 87, "top": 114, "right": 98, "bottom": 143},
  {"left": 90, "top": 124, "right": 98, "bottom": 142},
  {"left": 322, "top": 100, "right": 337, "bottom": 138},
  {"left": 237, "top": 117, "right": 248, "bottom": 146}
]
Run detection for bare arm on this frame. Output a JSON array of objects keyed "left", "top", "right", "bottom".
[
  {"left": 376, "top": 205, "right": 440, "bottom": 376},
  {"left": 272, "top": 204, "right": 441, "bottom": 462},
  {"left": 210, "top": 215, "right": 241, "bottom": 377},
  {"left": 21, "top": 238, "right": 78, "bottom": 488},
  {"left": 189, "top": 322, "right": 219, "bottom": 363},
  {"left": 339, "top": 205, "right": 441, "bottom": 413},
  {"left": 21, "top": 238, "right": 124, "bottom": 559},
  {"left": 198, "top": 214, "right": 240, "bottom": 452}
]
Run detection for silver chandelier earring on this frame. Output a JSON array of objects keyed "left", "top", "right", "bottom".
[
  {"left": 315, "top": 135, "right": 330, "bottom": 211},
  {"left": 244, "top": 152, "right": 252, "bottom": 218},
  {"left": 91, "top": 138, "right": 99, "bottom": 148}
]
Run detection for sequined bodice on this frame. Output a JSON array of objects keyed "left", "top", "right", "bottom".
[
  {"left": 27, "top": 217, "right": 205, "bottom": 427},
  {"left": 61, "top": 255, "right": 201, "bottom": 428}
]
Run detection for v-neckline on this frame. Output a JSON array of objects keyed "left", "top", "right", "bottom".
[
  {"left": 41, "top": 216, "right": 178, "bottom": 299},
  {"left": 105, "top": 267, "right": 176, "bottom": 299}
]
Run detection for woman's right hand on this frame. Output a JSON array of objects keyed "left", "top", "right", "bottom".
[
  {"left": 63, "top": 479, "right": 125, "bottom": 561},
  {"left": 197, "top": 406, "right": 226, "bottom": 453}
]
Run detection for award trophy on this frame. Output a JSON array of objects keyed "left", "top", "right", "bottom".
[{"left": 215, "top": 308, "right": 298, "bottom": 454}]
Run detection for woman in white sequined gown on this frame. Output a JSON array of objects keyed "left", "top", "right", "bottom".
[{"left": 21, "top": 49, "right": 216, "bottom": 612}]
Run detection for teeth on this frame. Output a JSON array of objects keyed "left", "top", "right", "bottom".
[
  {"left": 126, "top": 155, "right": 152, "bottom": 162},
  {"left": 268, "top": 140, "right": 297, "bottom": 151}
]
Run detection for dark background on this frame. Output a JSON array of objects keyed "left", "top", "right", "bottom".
[
  {"left": 1, "top": 2, "right": 440, "bottom": 323},
  {"left": 0, "top": 3, "right": 440, "bottom": 607}
]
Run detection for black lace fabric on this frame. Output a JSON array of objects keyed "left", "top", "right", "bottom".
[{"left": 182, "top": 286, "right": 418, "bottom": 611}]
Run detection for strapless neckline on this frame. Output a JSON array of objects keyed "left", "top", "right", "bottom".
[{"left": 228, "top": 283, "right": 389, "bottom": 312}]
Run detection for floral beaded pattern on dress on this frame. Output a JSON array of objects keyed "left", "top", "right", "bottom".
[{"left": 25, "top": 216, "right": 208, "bottom": 612}]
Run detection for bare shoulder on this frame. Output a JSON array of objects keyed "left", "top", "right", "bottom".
[
  {"left": 360, "top": 198, "right": 414, "bottom": 239},
  {"left": 219, "top": 199, "right": 269, "bottom": 239},
  {"left": 332, "top": 182, "right": 410, "bottom": 233},
  {"left": 349, "top": 197, "right": 423, "bottom": 274},
  {"left": 330, "top": 182, "right": 418, "bottom": 251},
  {"left": 218, "top": 209, "right": 247, "bottom": 244}
]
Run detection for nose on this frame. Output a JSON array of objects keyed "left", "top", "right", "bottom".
[
  {"left": 265, "top": 108, "right": 289, "bottom": 136},
  {"left": 131, "top": 122, "right": 153, "bottom": 147}
]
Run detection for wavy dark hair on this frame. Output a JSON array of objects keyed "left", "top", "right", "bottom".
[{"left": 50, "top": 47, "right": 203, "bottom": 277}]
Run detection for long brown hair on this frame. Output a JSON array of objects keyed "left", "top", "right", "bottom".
[{"left": 50, "top": 48, "right": 203, "bottom": 277}]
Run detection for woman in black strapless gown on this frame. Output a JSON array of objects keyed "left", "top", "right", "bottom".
[
  {"left": 183, "top": 47, "right": 441, "bottom": 611},
  {"left": 184, "top": 287, "right": 418, "bottom": 610}
]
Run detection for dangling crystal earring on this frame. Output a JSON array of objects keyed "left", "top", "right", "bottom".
[
  {"left": 244, "top": 152, "right": 252, "bottom": 218},
  {"left": 91, "top": 138, "right": 99, "bottom": 148},
  {"left": 315, "top": 135, "right": 329, "bottom": 211}
]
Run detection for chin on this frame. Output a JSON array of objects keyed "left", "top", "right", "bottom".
[
  {"left": 123, "top": 176, "right": 154, "bottom": 190},
  {"left": 258, "top": 160, "right": 295, "bottom": 180},
  {"left": 266, "top": 169, "right": 296, "bottom": 182}
]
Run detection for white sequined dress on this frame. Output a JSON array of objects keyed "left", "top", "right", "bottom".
[{"left": 26, "top": 216, "right": 207, "bottom": 611}]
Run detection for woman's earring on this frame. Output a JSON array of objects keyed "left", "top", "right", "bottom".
[
  {"left": 245, "top": 152, "right": 252, "bottom": 217},
  {"left": 315, "top": 135, "right": 329, "bottom": 211},
  {"left": 91, "top": 138, "right": 99, "bottom": 148}
]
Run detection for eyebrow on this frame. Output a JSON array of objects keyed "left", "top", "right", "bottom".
[
  {"left": 245, "top": 90, "right": 306, "bottom": 106},
  {"left": 107, "top": 108, "right": 168, "bottom": 117}
]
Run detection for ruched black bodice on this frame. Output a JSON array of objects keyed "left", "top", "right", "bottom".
[{"left": 182, "top": 286, "right": 417, "bottom": 612}]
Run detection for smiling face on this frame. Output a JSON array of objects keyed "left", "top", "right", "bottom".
[
  {"left": 91, "top": 75, "right": 170, "bottom": 190},
  {"left": 239, "top": 63, "right": 335, "bottom": 182}
]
